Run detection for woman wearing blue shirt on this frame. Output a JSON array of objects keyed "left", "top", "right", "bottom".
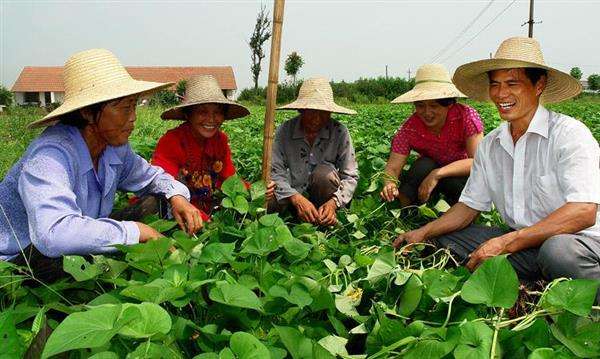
[{"left": 0, "top": 49, "right": 202, "bottom": 278}]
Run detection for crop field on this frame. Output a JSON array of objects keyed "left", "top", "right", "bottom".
[{"left": 1, "top": 100, "right": 600, "bottom": 358}]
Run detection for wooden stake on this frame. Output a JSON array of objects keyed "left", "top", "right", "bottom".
[{"left": 261, "top": 0, "right": 285, "bottom": 183}]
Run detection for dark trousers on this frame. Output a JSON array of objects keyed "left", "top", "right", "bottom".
[
  {"left": 12, "top": 195, "right": 168, "bottom": 284},
  {"left": 434, "top": 224, "right": 600, "bottom": 303},
  {"left": 268, "top": 163, "right": 341, "bottom": 214},
  {"left": 399, "top": 157, "right": 467, "bottom": 205}
]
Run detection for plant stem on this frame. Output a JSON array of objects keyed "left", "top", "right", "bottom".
[{"left": 490, "top": 308, "right": 504, "bottom": 359}]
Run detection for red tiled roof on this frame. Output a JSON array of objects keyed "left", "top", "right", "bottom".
[{"left": 11, "top": 66, "right": 237, "bottom": 92}]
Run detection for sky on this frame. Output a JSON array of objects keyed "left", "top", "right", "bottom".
[{"left": 2, "top": 0, "right": 600, "bottom": 91}]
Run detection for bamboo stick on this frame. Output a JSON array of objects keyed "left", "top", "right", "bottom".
[{"left": 261, "top": 0, "right": 285, "bottom": 183}]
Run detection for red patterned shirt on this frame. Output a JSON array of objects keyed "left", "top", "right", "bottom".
[
  {"left": 152, "top": 122, "right": 236, "bottom": 220},
  {"left": 391, "top": 103, "right": 483, "bottom": 166}
]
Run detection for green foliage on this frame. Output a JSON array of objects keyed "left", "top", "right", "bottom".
[
  {"left": 569, "top": 67, "right": 583, "bottom": 80},
  {"left": 588, "top": 74, "right": 600, "bottom": 90},
  {"left": 0, "top": 85, "right": 13, "bottom": 107},
  {"left": 248, "top": 5, "right": 271, "bottom": 90},
  {"left": 150, "top": 89, "right": 180, "bottom": 107},
  {"left": 284, "top": 51, "right": 304, "bottom": 83},
  {"left": 176, "top": 80, "right": 187, "bottom": 98}
]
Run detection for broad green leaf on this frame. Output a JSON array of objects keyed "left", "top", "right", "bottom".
[
  {"left": 259, "top": 213, "right": 283, "bottom": 227},
  {"left": 422, "top": 269, "right": 460, "bottom": 299},
  {"left": 241, "top": 227, "right": 280, "bottom": 256},
  {"left": 282, "top": 238, "right": 312, "bottom": 260},
  {"left": 453, "top": 321, "right": 493, "bottom": 359},
  {"left": 275, "top": 325, "right": 314, "bottom": 359},
  {"left": 418, "top": 204, "right": 438, "bottom": 219},
  {"left": 269, "top": 284, "right": 313, "bottom": 308},
  {"left": 549, "top": 312, "right": 600, "bottom": 358},
  {"left": 163, "top": 264, "right": 189, "bottom": 287},
  {"left": 93, "top": 256, "right": 128, "bottom": 279},
  {"left": 398, "top": 275, "right": 423, "bottom": 316},
  {"left": 250, "top": 180, "right": 266, "bottom": 201},
  {"left": 461, "top": 255, "right": 519, "bottom": 308},
  {"left": 404, "top": 339, "right": 455, "bottom": 359},
  {"left": 0, "top": 311, "right": 25, "bottom": 359},
  {"left": 221, "top": 175, "right": 248, "bottom": 198},
  {"left": 229, "top": 331, "right": 271, "bottom": 359},
  {"left": 146, "top": 218, "right": 178, "bottom": 233},
  {"left": 542, "top": 279, "right": 599, "bottom": 316},
  {"left": 118, "top": 302, "right": 172, "bottom": 338},
  {"left": 89, "top": 352, "right": 120, "bottom": 359},
  {"left": 317, "top": 335, "right": 348, "bottom": 356},
  {"left": 63, "top": 255, "right": 102, "bottom": 281},
  {"left": 42, "top": 304, "right": 134, "bottom": 358},
  {"left": 171, "top": 230, "right": 199, "bottom": 253},
  {"left": 234, "top": 195, "right": 249, "bottom": 214},
  {"left": 209, "top": 282, "right": 263, "bottom": 312},
  {"left": 394, "top": 271, "right": 411, "bottom": 286},
  {"left": 126, "top": 342, "right": 182, "bottom": 359},
  {"left": 335, "top": 286, "right": 362, "bottom": 317},
  {"left": 197, "top": 242, "right": 235, "bottom": 264},
  {"left": 120, "top": 278, "right": 186, "bottom": 304},
  {"left": 274, "top": 224, "right": 294, "bottom": 244},
  {"left": 434, "top": 199, "right": 451, "bottom": 213},
  {"left": 366, "top": 247, "right": 395, "bottom": 284}
]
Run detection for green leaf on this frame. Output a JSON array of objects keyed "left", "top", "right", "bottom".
[
  {"left": 221, "top": 175, "right": 248, "bottom": 198},
  {"left": 146, "top": 218, "right": 178, "bottom": 232},
  {"left": 398, "top": 275, "right": 423, "bottom": 316},
  {"left": 418, "top": 204, "right": 438, "bottom": 219},
  {"left": 453, "top": 321, "right": 493, "bottom": 359},
  {"left": 229, "top": 332, "right": 271, "bottom": 359},
  {"left": 542, "top": 279, "right": 599, "bottom": 316},
  {"left": 0, "top": 311, "right": 25, "bottom": 359},
  {"left": 118, "top": 302, "right": 172, "bottom": 338},
  {"left": 275, "top": 325, "right": 314, "bottom": 359},
  {"left": 63, "top": 255, "right": 102, "bottom": 281},
  {"left": 88, "top": 352, "right": 120, "bottom": 359},
  {"left": 241, "top": 227, "right": 280, "bottom": 256},
  {"left": 197, "top": 242, "right": 235, "bottom": 264},
  {"left": 269, "top": 284, "right": 313, "bottom": 308},
  {"left": 41, "top": 304, "right": 134, "bottom": 358},
  {"left": 404, "top": 339, "right": 455, "bottom": 359},
  {"left": 422, "top": 269, "right": 460, "bottom": 299},
  {"left": 234, "top": 195, "right": 249, "bottom": 214},
  {"left": 317, "top": 335, "right": 348, "bottom": 356},
  {"left": 126, "top": 342, "right": 182, "bottom": 359},
  {"left": 366, "top": 247, "right": 395, "bottom": 284},
  {"left": 259, "top": 213, "right": 283, "bottom": 227},
  {"left": 209, "top": 282, "right": 264, "bottom": 312},
  {"left": 163, "top": 264, "right": 189, "bottom": 287},
  {"left": 120, "top": 278, "right": 186, "bottom": 303},
  {"left": 549, "top": 312, "right": 600, "bottom": 358},
  {"left": 250, "top": 181, "right": 267, "bottom": 201},
  {"left": 171, "top": 230, "right": 199, "bottom": 253},
  {"left": 461, "top": 255, "right": 519, "bottom": 308},
  {"left": 434, "top": 199, "right": 451, "bottom": 213},
  {"left": 282, "top": 238, "right": 312, "bottom": 260}
]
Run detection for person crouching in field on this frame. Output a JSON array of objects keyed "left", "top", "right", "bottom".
[
  {"left": 380, "top": 64, "right": 484, "bottom": 207},
  {"left": 395, "top": 37, "right": 600, "bottom": 303},
  {"left": 0, "top": 49, "right": 202, "bottom": 280},
  {"left": 269, "top": 77, "right": 359, "bottom": 226},
  {"left": 151, "top": 75, "right": 274, "bottom": 222}
]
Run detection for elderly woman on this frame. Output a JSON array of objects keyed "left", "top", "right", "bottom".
[
  {"left": 151, "top": 75, "right": 274, "bottom": 221},
  {"left": 381, "top": 64, "right": 484, "bottom": 206},
  {"left": 270, "top": 77, "right": 359, "bottom": 226},
  {"left": 0, "top": 49, "right": 201, "bottom": 277}
]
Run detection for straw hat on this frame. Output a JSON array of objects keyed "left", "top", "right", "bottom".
[
  {"left": 391, "top": 64, "right": 466, "bottom": 103},
  {"left": 453, "top": 37, "right": 582, "bottom": 104},
  {"left": 277, "top": 77, "right": 356, "bottom": 115},
  {"left": 161, "top": 75, "right": 249, "bottom": 121},
  {"left": 29, "top": 49, "right": 172, "bottom": 128}
]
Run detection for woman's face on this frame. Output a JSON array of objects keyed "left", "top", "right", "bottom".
[
  {"left": 414, "top": 100, "right": 450, "bottom": 130},
  {"left": 299, "top": 109, "right": 331, "bottom": 134},
  {"left": 93, "top": 95, "right": 138, "bottom": 146},
  {"left": 187, "top": 103, "right": 225, "bottom": 139}
]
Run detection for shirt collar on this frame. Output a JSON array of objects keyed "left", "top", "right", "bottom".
[
  {"left": 291, "top": 115, "right": 332, "bottom": 140},
  {"left": 496, "top": 105, "right": 549, "bottom": 156}
]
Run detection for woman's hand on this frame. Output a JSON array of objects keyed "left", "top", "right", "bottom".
[
  {"left": 290, "top": 193, "right": 319, "bottom": 224},
  {"left": 266, "top": 181, "right": 276, "bottom": 201},
  {"left": 318, "top": 199, "right": 338, "bottom": 226},
  {"left": 135, "top": 222, "right": 164, "bottom": 243},
  {"left": 380, "top": 182, "right": 399, "bottom": 202},
  {"left": 418, "top": 170, "right": 440, "bottom": 203},
  {"left": 170, "top": 195, "right": 203, "bottom": 235}
]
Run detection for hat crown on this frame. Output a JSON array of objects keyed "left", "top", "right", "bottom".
[
  {"left": 494, "top": 36, "right": 546, "bottom": 65},
  {"left": 63, "top": 49, "right": 133, "bottom": 101},
  {"left": 414, "top": 64, "right": 452, "bottom": 84},
  {"left": 183, "top": 75, "right": 226, "bottom": 103},
  {"left": 297, "top": 77, "right": 334, "bottom": 102}
]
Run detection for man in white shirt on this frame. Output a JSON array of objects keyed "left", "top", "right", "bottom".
[{"left": 395, "top": 37, "right": 600, "bottom": 301}]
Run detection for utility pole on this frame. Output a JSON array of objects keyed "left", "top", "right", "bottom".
[
  {"left": 407, "top": 68, "right": 412, "bottom": 81},
  {"left": 385, "top": 65, "right": 388, "bottom": 80},
  {"left": 522, "top": 0, "right": 541, "bottom": 37}
]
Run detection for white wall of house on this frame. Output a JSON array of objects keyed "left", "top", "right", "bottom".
[
  {"left": 14, "top": 92, "right": 24, "bottom": 104},
  {"left": 13, "top": 91, "right": 64, "bottom": 106},
  {"left": 53, "top": 92, "right": 65, "bottom": 103}
]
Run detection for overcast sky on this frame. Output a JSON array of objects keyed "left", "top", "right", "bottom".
[{"left": 2, "top": 0, "right": 599, "bottom": 91}]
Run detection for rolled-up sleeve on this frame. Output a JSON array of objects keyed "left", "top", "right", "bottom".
[
  {"left": 556, "top": 122, "right": 600, "bottom": 204},
  {"left": 119, "top": 145, "right": 190, "bottom": 201},
  {"left": 459, "top": 144, "right": 492, "bottom": 212},
  {"left": 334, "top": 126, "right": 359, "bottom": 207},
  {"left": 271, "top": 125, "right": 298, "bottom": 201},
  {"left": 18, "top": 146, "right": 140, "bottom": 257}
]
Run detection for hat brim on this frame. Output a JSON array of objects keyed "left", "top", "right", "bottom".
[
  {"left": 276, "top": 100, "right": 356, "bottom": 115},
  {"left": 29, "top": 79, "right": 172, "bottom": 129},
  {"left": 391, "top": 84, "right": 466, "bottom": 104},
  {"left": 453, "top": 59, "right": 582, "bottom": 104},
  {"left": 160, "top": 99, "right": 250, "bottom": 121}
]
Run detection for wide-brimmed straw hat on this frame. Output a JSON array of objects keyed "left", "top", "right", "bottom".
[
  {"left": 29, "top": 49, "right": 172, "bottom": 128},
  {"left": 161, "top": 75, "right": 249, "bottom": 121},
  {"left": 277, "top": 77, "right": 356, "bottom": 115},
  {"left": 391, "top": 64, "right": 466, "bottom": 103},
  {"left": 453, "top": 37, "right": 582, "bottom": 104}
]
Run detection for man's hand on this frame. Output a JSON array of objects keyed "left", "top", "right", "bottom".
[
  {"left": 318, "top": 198, "right": 338, "bottom": 226},
  {"left": 266, "top": 181, "right": 276, "bottom": 201},
  {"left": 135, "top": 222, "right": 164, "bottom": 243},
  {"left": 393, "top": 228, "right": 427, "bottom": 249},
  {"left": 290, "top": 193, "right": 319, "bottom": 224},
  {"left": 418, "top": 169, "right": 440, "bottom": 203},
  {"left": 170, "top": 195, "right": 203, "bottom": 235},
  {"left": 466, "top": 232, "right": 514, "bottom": 271},
  {"left": 380, "top": 182, "right": 399, "bottom": 202}
]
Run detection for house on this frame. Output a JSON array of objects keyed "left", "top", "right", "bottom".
[
  {"left": 11, "top": 66, "right": 238, "bottom": 106},
  {"left": 581, "top": 80, "right": 589, "bottom": 90}
]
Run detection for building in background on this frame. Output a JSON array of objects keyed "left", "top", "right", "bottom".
[{"left": 11, "top": 66, "right": 238, "bottom": 106}]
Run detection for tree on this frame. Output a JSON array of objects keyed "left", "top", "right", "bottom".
[
  {"left": 570, "top": 67, "right": 583, "bottom": 80},
  {"left": 176, "top": 80, "right": 187, "bottom": 99},
  {"left": 588, "top": 74, "right": 600, "bottom": 91},
  {"left": 0, "top": 86, "right": 13, "bottom": 107},
  {"left": 284, "top": 51, "right": 304, "bottom": 84},
  {"left": 248, "top": 5, "right": 271, "bottom": 90}
]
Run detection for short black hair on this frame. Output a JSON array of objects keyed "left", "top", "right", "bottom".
[
  {"left": 523, "top": 68, "right": 548, "bottom": 85},
  {"left": 59, "top": 102, "right": 105, "bottom": 129},
  {"left": 435, "top": 98, "right": 457, "bottom": 107}
]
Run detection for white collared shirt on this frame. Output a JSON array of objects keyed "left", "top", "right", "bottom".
[{"left": 460, "top": 105, "right": 600, "bottom": 238}]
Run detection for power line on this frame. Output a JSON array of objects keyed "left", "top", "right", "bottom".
[
  {"left": 429, "top": 0, "right": 495, "bottom": 63},
  {"left": 440, "top": 0, "right": 518, "bottom": 64}
]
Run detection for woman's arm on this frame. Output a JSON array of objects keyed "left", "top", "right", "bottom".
[{"left": 380, "top": 152, "right": 408, "bottom": 202}]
